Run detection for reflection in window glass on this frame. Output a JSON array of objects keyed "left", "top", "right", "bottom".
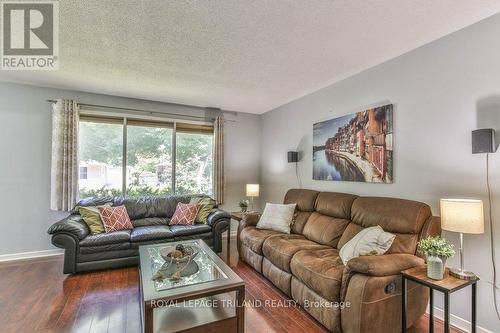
[
  {"left": 175, "top": 132, "right": 213, "bottom": 195},
  {"left": 126, "top": 125, "right": 173, "bottom": 196},
  {"left": 79, "top": 121, "right": 123, "bottom": 198}
]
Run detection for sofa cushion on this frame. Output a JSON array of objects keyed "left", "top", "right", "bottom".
[
  {"left": 339, "top": 223, "right": 420, "bottom": 254},
  {"left": 387, "top": 233, "right": 419, "bottom": 254},
  {"left": 314, "top": 192, "right": 358, "bottom": 219},
  {"left": 99, "top": 205, "right": 134, "bottom": 233},
  {"left": 79, "top": 203, "right": 111, "bottom": 235},
  {"left": 338, "top": 223, "right": 364, "bottom": 249},
  {"left": 291, "top": 248, "right": 344, "bottom": 301},
  {"left": 80, "top": 230, "right": 131, "bottom": 247},
  {"left": 130, "top": 225, "right": 173, "bottom": 242},
  {"left": 290, "top": 211, "right": 313, "bottom": 234},
  {"left": 262, "top": 234, "right": 329, "bottom": 272},
  {"left": 169, "top": 224, "right": 211, "bottom": 237},
  {"left": 79, "top": 242, "right": 130, "bottom": 254},
  {"left": 257, "top": 203, "right": 296, "bottom": 233},
  {"left": 302, "top": 212, "right": 350, "bottom": 247},
  {"left": 351, "top": 197, "right": 431, "bottom": 234},
  {"left": 132, "top": 217, "right": 170, "bottom": 228},
  {"left": 170, "top": 202, "right": 198, "bottom": 225},
  {"left": 190, "top": 197, "right": 216, "bottom": 223},
  {"left": 240, "top": 226, "right": 282, "bottom": 255},
  {"left": 284, "top": 189, "right": 319, "bottom": 212},
  {"left": 339, "top": 226, "right": 395, "bottom": 265},
  {"left": 118, "top": 196, "right": 183, "bottom": 219}
]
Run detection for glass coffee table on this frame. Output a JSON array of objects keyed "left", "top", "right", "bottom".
[{"left": 139, "top": 239, "right": 245, "bottom": 333}]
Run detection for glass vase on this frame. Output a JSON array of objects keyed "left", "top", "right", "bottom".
[{"left": 426, "top": 255, "right": 446, "bottom": 280}]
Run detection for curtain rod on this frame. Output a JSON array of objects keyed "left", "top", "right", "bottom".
[{"left": 46, "top": 99, "right": 235, "bottom": 122}]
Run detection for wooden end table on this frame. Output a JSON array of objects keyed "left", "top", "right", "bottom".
[
  {"left": 401, "top": 266, "right": 478, "bottom": 333},
  {"left": 230, "top": 211, "right": 260, "bottom": 222}
]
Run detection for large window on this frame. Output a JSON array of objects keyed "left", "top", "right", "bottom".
[
  {"left": 176, "top": 129, "right": 213, "bottom": 195},
  {"left": 127, "top": 121, "right": 173, "bottom": 196},
  {"left": 79, "top": 119, "right": 123, "bottom": 197},
  {"left": 78, "top": 115, "right": 213, "bottom": 198}
]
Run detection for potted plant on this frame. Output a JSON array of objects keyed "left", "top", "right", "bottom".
[
  {"left": 418, "top": 236, "right": 455, "bottom": 280},
  {"left": 239, "top": 199, "right": 249, "bottom": 212}
]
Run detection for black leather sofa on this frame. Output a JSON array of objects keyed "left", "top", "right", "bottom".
[{"left": 47, "top": 195, "right": 230, "bottom": 274}]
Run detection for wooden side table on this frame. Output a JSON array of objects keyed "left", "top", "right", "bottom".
[{"left": 401, "top": 266, "right": 478, "bottom": 333}]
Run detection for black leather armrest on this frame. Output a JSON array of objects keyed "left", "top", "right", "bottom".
[
  {"left": 47, "top": 215, "right": 90, "bottom": 240},
  {"left": 207, "top": 208, "right": 230, "bottom": 253},
  {"left": 207, "top": 209, "right": 231, "bottom": 227}
]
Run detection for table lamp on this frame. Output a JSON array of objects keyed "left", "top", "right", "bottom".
[
  {"left": 246, "top": 184, "right": 259, "bottom": 212},
  {"left": 440, "top": 198, "right": 484, "bottom": 280}
]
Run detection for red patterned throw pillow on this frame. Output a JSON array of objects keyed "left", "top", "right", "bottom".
[
  {"left": 98, "top": 205, "right": 133, "bottom": 233},
  {"left": 170, "top": 202, "right": 199, "bottom": 225}
]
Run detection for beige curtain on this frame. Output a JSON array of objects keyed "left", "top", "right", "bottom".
[
  {"left": 213, "top": 115, "right": 225, "bottom": 204},
  {"left": 50, "top": 100, "right": 79, "bottom": 211}
]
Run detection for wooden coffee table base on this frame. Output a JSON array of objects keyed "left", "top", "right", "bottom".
[{"left": 141, "top": 285, "right": 245, "bottom": 333}]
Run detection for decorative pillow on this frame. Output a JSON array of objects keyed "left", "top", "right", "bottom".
[
  {"left": 339, "top": 225, "right": 396, "bottom": 265},
  {"left": 190, "top": 197, "right": 216, "bottom": 223},
  {"left": 256, "top": 203, "right": 296, "bottom": 234},
  {"left": 79, "top": 203, "right": 111, "bottom": 235},
  {"left": 170, "top": 202, "right": 199, "bottom": 225},
  {"left": 98, "top": 205, "right": 133, "bottom": 233}
]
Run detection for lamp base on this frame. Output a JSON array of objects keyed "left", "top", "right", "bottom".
[{"left": 449, "top": 267, "right": 478, "bottom": 280}]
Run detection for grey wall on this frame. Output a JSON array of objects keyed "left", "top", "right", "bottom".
[
  {"left": 0, "top": 81, "right": 260, "bottom": 255},
  {"left": 261, "top": 13, "right": 500, "bottom": 332}
]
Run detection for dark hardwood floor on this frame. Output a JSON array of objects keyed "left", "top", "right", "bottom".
[{"left": 0, "top": 235, "right": 463, "bottom": 333}]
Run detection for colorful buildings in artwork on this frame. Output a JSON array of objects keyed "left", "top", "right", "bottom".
[{"left": 324, "top": 106, "right": 393, "bottom": 181}]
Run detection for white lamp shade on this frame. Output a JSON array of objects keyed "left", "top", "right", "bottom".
[
  {"left": 246, "top": 184, "right": 260, "bottom": 197},
  {"left": 440, "top": 199, "right": 484, "bottom": 234}
]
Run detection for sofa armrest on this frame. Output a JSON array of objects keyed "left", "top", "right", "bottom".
[
  {"left": 239, "top": 212, "right": 260, "bottom": 229},
  {"left": 207, "top": 209, "right": 231, "bottom": 227},
  {"left": 347, "top": 253, "right": 424, "bottom": 277},
  {"left": 47, "top": 215, "right": 90, "bottom": 240},
  {"left": 207, "top": 209, "right": 230, "bottom": 253}
]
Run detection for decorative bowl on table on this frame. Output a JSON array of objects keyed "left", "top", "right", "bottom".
[
  {"left": 160, "top": 244, "right": 199, "bottom": 263},
  {"left": 153, "top": 244, "right": 200, "bottom": 282}
]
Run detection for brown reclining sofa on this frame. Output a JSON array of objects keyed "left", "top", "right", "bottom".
[{"left": 237, "top": 189, "right": 441, "bottom": 333}]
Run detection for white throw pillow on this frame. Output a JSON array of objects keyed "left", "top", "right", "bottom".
[
  {"left": 256, "top": 203, "right": 297, "bottom": 234},
  {"left": 339, "top": 225, "right": 396, "bottom": 265}
]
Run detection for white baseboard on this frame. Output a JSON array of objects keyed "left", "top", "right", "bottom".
[
  {"left": 428, "top": 306, "right": 492, "bottom": 333},
  {"left": 0, "top": 249, "right": 63, "bottom": 262}
]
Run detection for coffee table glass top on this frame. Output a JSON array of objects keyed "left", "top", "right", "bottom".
[{"left": 147, "top": 240, "right": 228, "bottom": 292}]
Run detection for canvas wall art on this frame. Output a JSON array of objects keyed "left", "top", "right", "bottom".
[{"left": 313, "top": 104, "right": 393, "bottom": 183}]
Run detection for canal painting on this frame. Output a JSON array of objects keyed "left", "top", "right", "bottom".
[{"left": 313, "top": 104, "right": 393, "bottom": 183}]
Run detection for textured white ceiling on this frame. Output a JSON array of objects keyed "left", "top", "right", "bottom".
[{"left": 1, "top": 1, "right": 500, "bottom": 113}]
